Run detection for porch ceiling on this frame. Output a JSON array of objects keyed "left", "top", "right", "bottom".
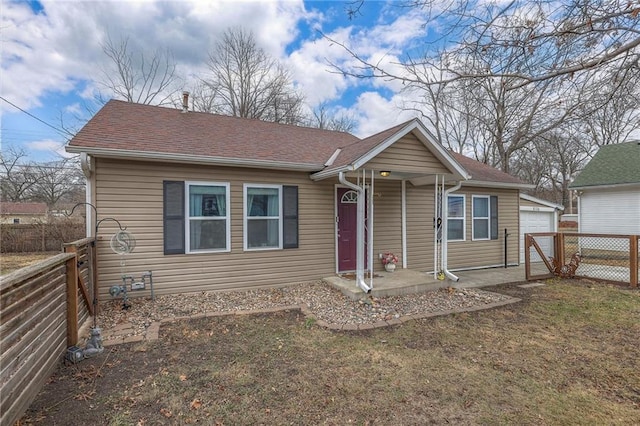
[{"left": 341, "top": 169, "right": 461, "bottom": 185}]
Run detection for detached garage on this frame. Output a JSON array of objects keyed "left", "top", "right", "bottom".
[
  {"left": 519, "top": 194, "right": 564, "bottom": 263},
  {"left": 569, "top": 141, "right": 640, "bottom": 237}
]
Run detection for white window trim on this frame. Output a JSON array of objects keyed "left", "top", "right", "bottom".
[
  {"left": 447, "top": 194, "right": 466, "bottom": 242},
  {"left": 472, "top": 195, "right": 490, "bottom": 241},
  {"left": 185, "top": 181, "right": 231, "bottom": 254},
  {"left": 243, "top": 184, "right": 283, "bottom": 251}
]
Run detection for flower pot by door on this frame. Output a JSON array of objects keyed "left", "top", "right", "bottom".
[{"left": 384, "top": 263, "right": 396, "bottom": 272}]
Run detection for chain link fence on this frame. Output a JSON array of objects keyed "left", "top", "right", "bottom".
[{"left": 525, "top": 232, "right": 639, "bottom": 287}]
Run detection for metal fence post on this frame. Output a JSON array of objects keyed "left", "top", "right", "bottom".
[{"left": 630, "top": 235, "right": 638, "bottom": 288}]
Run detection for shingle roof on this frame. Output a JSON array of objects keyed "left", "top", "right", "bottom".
[
  {"left": 68, "top": 100, "right": 359, "bottom": 168},
  {"left": 450, "top": 152, "right": 527, "bottom": 185},
  {"left": 67, "top": 100, "right": 526, "bottom": 188},
  {"left": 569, "top": 141, "right": 640, "bottom": 188},
  {"left": 0, "top": 202, "right": 48, "bottom": 215}
]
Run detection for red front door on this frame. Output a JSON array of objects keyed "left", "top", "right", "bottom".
[{"left": 337, "top": 188, "right": 367, "bottom": 272}]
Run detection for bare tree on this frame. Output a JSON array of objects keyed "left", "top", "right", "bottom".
[
  {"left": 100, "top": 35, "right": 182, "bottom": 106},
  {"left": 339, "top": 1, "right": 640, "bottom": 89},
  {"left": 513, "top": 131, "right": 590, "bottom": 207},
  {"left": 198, "top": 27, "right": 306, "bottom": 124},
  {"left": 308, "top": 102, "right": 357, "bottom": 133},
  {"left": 405, "top": 42, "right": 592, "bottom": 173},
  {"left": 0, "top": 148, "right": 84, "bottom": 207},
  {"left": 578, "top": 66, "right": 640, "bottom": 147},
  {"left": 0, "top": 147, "right": 36, "bottom": 202},
  {"left": 29, "top": 157, "right": 85, "bottom": 208}
]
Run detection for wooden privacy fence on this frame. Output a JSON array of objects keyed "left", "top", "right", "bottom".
[
  {"left": 0, "top": 238, "right": 96, "bottom": 426},
  {"left": 525, "top": 232, "right": 639, "bottom": 287}
]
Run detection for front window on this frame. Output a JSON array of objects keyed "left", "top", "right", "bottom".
[
  {"left": 447, "top": 195, "right": 465, "bottom": 241},
  {"left": 472, "top": 196, "right": 490, "bottom": 240},
  {"left": 186, "top": 182, "right": 230, "bottom": 253},
  {"left": 244, "top": 185, "right": 282, "bottom": 250}
]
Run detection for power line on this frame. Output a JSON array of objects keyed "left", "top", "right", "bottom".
[{"left": 0, "top": 96, "right": 74, "bottom": 139}]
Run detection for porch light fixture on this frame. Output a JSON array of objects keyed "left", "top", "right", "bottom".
[{"left": 380, "top": 171, "right": 391, "bottom": 177}]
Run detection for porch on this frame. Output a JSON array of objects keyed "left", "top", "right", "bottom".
[{"left": 324, "top": 265, "right": 526, "bottom": 300}]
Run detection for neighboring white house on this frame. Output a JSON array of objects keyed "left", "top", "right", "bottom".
[
  {"left": 569, "top": 141, "right": 640, "bottom": 236},
  {"left": 519, "top": 193, "right": 564, "bottom": 263}
]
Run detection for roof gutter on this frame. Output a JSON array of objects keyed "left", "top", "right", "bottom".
[
  {"left": 66, "top": 146, "right": 324, "bottom": 172},
  {"left": 311, "top": 165, "right": 352, "bottom": 181},
  {"left": 569, "top": 181, "right": 640, "bottom": 191},
  {"left": 461, "top": 180, "right": 535, "bottom": 190},
  {"left": 442, "top": 181, "right": 463, "bottom": 282},
  {"left": 338, "top": 171, "right": 371, "bottom": 293},
  {"left": 324, "top": 148, "right": 342, "bottom": 167}
]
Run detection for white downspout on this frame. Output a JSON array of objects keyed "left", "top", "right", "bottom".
[
  {"left": 434, "top": 175, "right": 439, "bottom": 278},
  {"left": 401, "top": 179, "right": 407, "bottom": 269},
  {"left": 339, "top": 171, "right": 371, "bottom": 293},
  {"left": 368, "top": 170, "right": 374, "bottom": 290},
  {"left": 442, "top": 181, "right": 463, "bottom": 282},
  {"left": 80, "top": 153, "right": 93, "bottom": 237}
]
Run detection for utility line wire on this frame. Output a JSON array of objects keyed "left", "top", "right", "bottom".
[{"left": 0, "top": 96, "right": 74, "bottom": 138}]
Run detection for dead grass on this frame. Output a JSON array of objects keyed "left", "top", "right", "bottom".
[
  {"left": 21, "top": 280, "right": 640, "bottom": 425},
  {"left": 1, "top": 252, "right": 59, "bottom": 275}
]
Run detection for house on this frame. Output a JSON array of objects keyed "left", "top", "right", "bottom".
[
  {"left": 569, "top": 141, "right": 640, "bottom": 235},
  {"left": 518, "top": 194, "right": 564, "bottom": 263},
  {"left": 66, "top": 99, "right": 531, "bottom": 297},
  {"left": 0, "top": 202, "right": 48, "bottom": 224}
]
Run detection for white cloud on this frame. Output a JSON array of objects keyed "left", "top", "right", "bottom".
[
  {"left": 286, "top": 26, "right": 356, "bottom": 106},
  {"left": 348, "top": 91, "right": 417, "bottom": 138},
  {"left": 1, "top": 0, "right": 435, "bottom": 144},
  {"left": 1, "top": 0, "right": 309, "bottom": 111},
  {"left": 26, "top": 139, "right": 72, "bottom": 158}
]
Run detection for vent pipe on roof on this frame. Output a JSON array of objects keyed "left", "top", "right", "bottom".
[{"left": 182, "top": 91, "right": 189, "bottom": 113}]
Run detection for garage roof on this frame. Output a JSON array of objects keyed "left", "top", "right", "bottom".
[{"left": 570, "top": 141, "right": 640, "bottom": 189}]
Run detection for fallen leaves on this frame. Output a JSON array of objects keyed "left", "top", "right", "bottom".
[
  {"left": 190, "top": 399, "right": 202, "bottom": 410},
  {"left": 160, "top": 408, "right": 172, "bottom": 418},
  {"left": 73, "top": 390, "right": 95, "bottom": 401}
]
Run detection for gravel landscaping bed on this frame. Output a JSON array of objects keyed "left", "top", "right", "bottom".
[{"left": 97, "top": 281, "right": 514, "bottom": 340}]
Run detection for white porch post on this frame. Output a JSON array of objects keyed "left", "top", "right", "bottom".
[{"left": 338, "top": 171, "right": 371, "bottom": 293}]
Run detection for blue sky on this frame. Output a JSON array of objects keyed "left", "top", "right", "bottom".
[{"left": 1, "top": 0, "right": 435, "bottom": 162}]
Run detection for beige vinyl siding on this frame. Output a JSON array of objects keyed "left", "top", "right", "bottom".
[
  {"left": 370, "top": 180, "right": 403, "bottom": 271},
  {"left": 93, "top": 158, "right": 335, "bottom": 298},
  {"left": 405, "top": 184, "right": 435, "bottom": 271},
  {"left": 447, "top": 187, "right": 519, "bottom": 269},
  {"left": 363, "top": 134, "right": 450, "bottom": 175}
]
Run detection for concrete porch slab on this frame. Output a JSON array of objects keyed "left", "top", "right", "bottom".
[{"left": 324, "top": 265, "right": 527, "bottom": 300}]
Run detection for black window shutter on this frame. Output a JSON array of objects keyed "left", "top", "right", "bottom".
[
  {"left": 164, "top": 181, "right": 185, "bottom": 254},
  {"left": 490, "top": 195, "right": 498, "bottom": 240},
  {"left": 282, "top": 186, "right": 298, "bottom": 249}
]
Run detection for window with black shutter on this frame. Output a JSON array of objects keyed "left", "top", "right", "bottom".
[
  {"left": 163, "top": 181, "right": 185, "bottom": 254},
  {"left": 490, "top": 195, "right": 498, "bottom": 240},
  {"left": 283, "top": 186, "right": 298, "bottom": 249}
]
